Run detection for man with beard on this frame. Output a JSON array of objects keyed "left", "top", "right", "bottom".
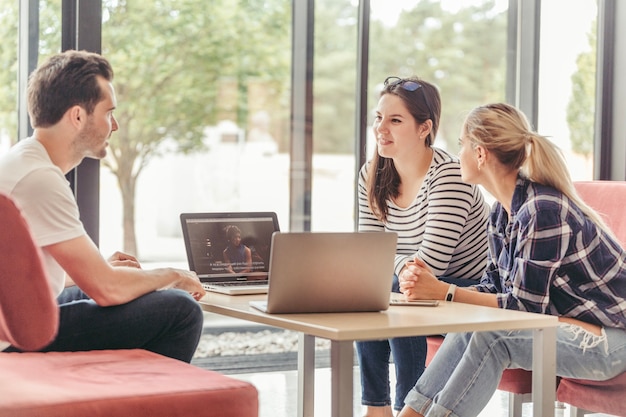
[{"left": 0, "top": 50, "right": 206, "bottom": 362}]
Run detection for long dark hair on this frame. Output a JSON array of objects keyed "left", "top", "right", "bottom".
[{"left": 367, "top": 76, "right": 441, "bottom": 222}]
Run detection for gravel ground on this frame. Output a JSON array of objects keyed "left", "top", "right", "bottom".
[{"left": 193, "top": 328, "right": 331, "bottom": 359}]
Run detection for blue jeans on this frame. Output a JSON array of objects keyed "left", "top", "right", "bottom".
[
  {"left": 355, "top": 275, "right": 477, "bottom": 410},
  {"left": 5, "top": 286, "right": 204, "bottom": 363},
  {"left": 356, "top": 275, "right": 427, "bottom": 411},
  {"left": 404, "top": 324, "right": 626, "bottom": 417}
]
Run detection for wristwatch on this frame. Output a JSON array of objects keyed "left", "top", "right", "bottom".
[{"left": 445, "top": 284, "right": 457, "bottom": 302}]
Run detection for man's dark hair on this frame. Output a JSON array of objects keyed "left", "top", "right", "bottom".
[{"left": 27, "top": 50, "right": 114, "bottom": 128}]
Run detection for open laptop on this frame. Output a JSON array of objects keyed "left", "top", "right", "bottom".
[
  {"left": 180, "top": 212, "right": 280, "bottom": 295},
  {"left": 250, "top": 231, "right": 397, "bottom": 313}
]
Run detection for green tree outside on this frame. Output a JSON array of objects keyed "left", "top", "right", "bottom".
[
  {"left": 0, "top": 0, "right": 511, "bottom": 255},
  {"left": 101, "top": 0, "right": 291, "bottom": 254},
  {"left": 0, "top": 0, "right": 61, "bottom": 145},
  {"left": 367, "top": 0, "right": 507, "bottom": 149},
  {"left": 311, "top": 0, "right": 508, "bottom": 155},
  {"left": 566, "top": 19, "right": 596, "bottom": 159}
]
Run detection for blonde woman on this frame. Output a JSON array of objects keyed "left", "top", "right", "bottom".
[{"left": 398, "top": 103, "right": 626, "bottom": 417}]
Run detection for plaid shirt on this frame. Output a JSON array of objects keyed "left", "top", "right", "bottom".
[{"left": 474, "top": 176, "right": 626, "bottom": 329}]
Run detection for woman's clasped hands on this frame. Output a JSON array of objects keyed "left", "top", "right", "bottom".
[{"left": 400, "top": 257, "right": 449, "bottom": 300}]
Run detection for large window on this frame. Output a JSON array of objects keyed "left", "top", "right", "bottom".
[
  {"left": 98, "top": 0, "right": 512, "bottom": 259},
  {"left": 311, "top": 0, "right": 359, "bottom": 232},
  {"left": 2, "top": 0, "right": 614, "bottom": 264},
  {"left": 367, "top": 0, "right": 509, "bottom": 152},
  {"left": 1, "top": 1, "right": 61, "bottom": 157},
  {"left": 310, "top": 0, "right": 510, "bottom": 233},
  {"left": 99, "top": 1, "right": 293, "bottom": 261},
  {"left": 0, "top": 0, "right": 18, "bottom": 158},
  {"left": 538, "top": 0, "right": 598, "bottom": 181}
]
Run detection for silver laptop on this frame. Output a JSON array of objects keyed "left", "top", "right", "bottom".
[
  {"left": 250, "top": 231, "right": 397, "bottom": 313},
  {"left": 180, "top": 212, "right": 279, "bottom": 295}
]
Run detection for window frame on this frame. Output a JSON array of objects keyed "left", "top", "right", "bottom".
[{"left": 16, "top": 0, "right": 625, "bottom": 245}]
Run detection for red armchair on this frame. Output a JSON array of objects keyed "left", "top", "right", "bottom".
[
  {"left": 0, "top": 194, "right": 258, "bottom": 417},
  {"left": 425, "top": 181, "right": 626, "bottom": 417},
  {"left": 555, "top": 181, "right": 626, "bottom": 417}
]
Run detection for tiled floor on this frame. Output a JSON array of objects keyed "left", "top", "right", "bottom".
[{"left": 232, "top": 366, "right": 612, "bottom": 417}]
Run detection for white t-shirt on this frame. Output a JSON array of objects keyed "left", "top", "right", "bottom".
[{"left": 0, "top": 137, "right": 86, "bottom": 297}]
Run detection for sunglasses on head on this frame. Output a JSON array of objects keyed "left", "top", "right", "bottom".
[
  {"left": 384, "top": 76, "right": 423, "bottom": 91},
  {"left": 383, "top": 76, "right": 433, "bottom": 120}
]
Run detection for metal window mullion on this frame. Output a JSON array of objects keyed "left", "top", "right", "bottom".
[
  {"left": 289, "top": 0, "right": 314, "bottom": 232},
  {"left": 353, "top": 0, "right": 370, "bottom": 231},
  {"left": 594, "top": 0, "right": 619, "bottom": 180},
  {"left": 515, "top": 0, "right": 540, "bottom": 129},
  {"left": 61, "top": 0, "right": 102, "bottom": 245},
  {"left": 17, "top": 0, "right": 39, "bottom": 141}
]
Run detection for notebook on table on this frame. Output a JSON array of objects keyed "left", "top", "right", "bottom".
[
  {"left": 180, "top": 212, "right": 280, "bottom": 295},
  {"left": 249, "top": 231, "right": 397, "bottom": 313}
]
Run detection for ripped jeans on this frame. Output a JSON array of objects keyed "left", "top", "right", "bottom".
[{"left": 403, "top": 323, "right": 626, "bottom": 417}]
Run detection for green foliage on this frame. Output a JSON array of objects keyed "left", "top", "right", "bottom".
[
  {"left": 367, "top": 0, "right": 507, "bottom": 150},
  {"left": 102, "top": 0, "right": 291, "bottom": 180},
  {"left": 0, "top": 0, "right": 510, "bottom": 251},
  {"left": 0, "top": 0, "right": 291, "bottom": 252},
  {"left": 0, "top": 1, "right": 511, "bottom": 159},
  {"left": 98, "top": 0, "right": 291, "bottom": 252},
  {"left": 0, "top": 0, "right": 18, "bottom": 143},
  {"left": 312, "top": 0, "right": 507, "bottom": 153},
  {"left": 566, "top": 20, "right": 596, "bottom": 157},
  {"left": 0, "top": 0, "right": 61, "bottom": 145},
  {"left": 313, "top": 0, "right": 359, "bottom": 154}
]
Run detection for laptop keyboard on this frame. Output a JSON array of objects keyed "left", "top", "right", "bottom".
[
  {"left": 221, "top": 281, "right": 268, "bottom": 287},
  {"left": 204, "top": 281, "right": 268, "bottom": 288}
]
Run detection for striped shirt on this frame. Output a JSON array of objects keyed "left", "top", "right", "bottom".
[
  {"left": 474, "top": 176, "right": 626, "bottom": 328},
  {"left": 358, "top": 147, "right": 490, "bottom": 279}
]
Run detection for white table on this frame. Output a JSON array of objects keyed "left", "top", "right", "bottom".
[{"left": 200, "top": 293, "right": 558, "bottom": 417}]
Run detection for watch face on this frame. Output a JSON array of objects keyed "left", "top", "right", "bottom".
[{"left": 446, "top": 284, "right": 456, "bottom": 301}]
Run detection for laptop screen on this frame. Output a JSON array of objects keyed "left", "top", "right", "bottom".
[{"left": 180, "top": 212, "right": 279, "bottom": 282}]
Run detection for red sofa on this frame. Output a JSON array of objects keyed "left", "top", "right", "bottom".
[
  {"left": 0, "top": 194, "right": 258, "bottom": 417},
  {"left": 426, "top": 181, "right": 626, "bottom": 417}
]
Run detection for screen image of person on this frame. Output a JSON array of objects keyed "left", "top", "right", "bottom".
[{"left": 222, "top": 225, "right": 253, "bottom": 274}]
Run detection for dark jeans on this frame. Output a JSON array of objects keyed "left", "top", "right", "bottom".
[
  {"left": 5, "top": 286, "right": 204, "bottom": 363},
  {"left": 356, "top": 275, "right": 426, "bottom": 410},
  {"left": 355, "top": 274, "right": 477, "bottom": 411}
]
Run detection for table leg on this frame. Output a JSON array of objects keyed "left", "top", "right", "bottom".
[
  {"left": 532, "top": 327, "right": 557, "bottom": 417},
  {"left": 298, "top": 333, "right": 315, "bottom": 417},
  {"left": 330, "top": 340, "right": 355, "bottom": 417}
]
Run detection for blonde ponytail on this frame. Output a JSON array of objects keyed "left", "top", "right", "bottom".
[
  {"left": 465, "top": 103, "right": 614, "bottom": 237},
  {"left": 525, "top": 133, "right": 613, "bottom": 236}
]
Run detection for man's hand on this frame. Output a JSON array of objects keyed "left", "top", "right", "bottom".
[
  {"left": 49, "top": 236, "right": 206, "bottom": 306},
  {"left": 161, "top": 269, "right": 206, "bottom": 301},
  {"left": 107, "top": 251, "right": 141, "bottom": 269}
]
